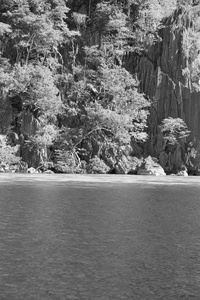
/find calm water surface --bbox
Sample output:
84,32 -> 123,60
0,174 -> 200,299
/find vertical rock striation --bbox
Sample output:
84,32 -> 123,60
124,7 -> 200,173
20,110 -> 43,168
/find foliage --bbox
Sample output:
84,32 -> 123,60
160,117 -> 190,144
0,63 -> 63,119
2,0 -> 196,170
0,0 -> 76,63
180,5 -> 200,88
185,141 -> 197,169
0,135 -> 21,165
0,146 -> 21,165
32,124 -> 58,147
86,156 -> 110,174
57,49 -> 150,160
0,0 -> 73,135
88,0 -> 178,53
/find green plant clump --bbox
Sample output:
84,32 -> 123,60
0,0 -> 197,170
0,136 -> 21,165
86,156 -> 110,174
160,117 -> 190,144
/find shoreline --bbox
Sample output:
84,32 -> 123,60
0,173 -> 199,185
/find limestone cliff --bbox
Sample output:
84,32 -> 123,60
124,7 -> 200,173
2,4 -> 200,173
0,98 -> 43,168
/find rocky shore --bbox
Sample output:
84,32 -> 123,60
0,156 -> 193,176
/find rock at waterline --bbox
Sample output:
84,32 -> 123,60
27,167 -> 36,174
176,170 -> 188,176
44,170 -> 54,174
137,156 -> 166,176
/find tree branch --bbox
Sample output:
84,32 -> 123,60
73,125 -> 114,150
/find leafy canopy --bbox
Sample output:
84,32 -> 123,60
160,117 -> 190,144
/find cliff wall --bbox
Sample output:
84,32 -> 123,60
124,7 -> 200,173
1,4 -> 200,173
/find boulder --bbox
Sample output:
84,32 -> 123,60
176,170 -> 188,176
34,170 -> 41,174
137,156 -> 166,176
27,167 -> 36,173
44,170 -> 54,174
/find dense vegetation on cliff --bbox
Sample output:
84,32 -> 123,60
0,0 -> 199,173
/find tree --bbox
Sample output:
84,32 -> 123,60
56,45 -> 150,162
0,0 -> 74,63
0,0 -> 76,143
160,117 -> 190,145
1,0 -> 174,170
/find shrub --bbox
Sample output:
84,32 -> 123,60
0,135 -> 21,165
86,156 -> 110,174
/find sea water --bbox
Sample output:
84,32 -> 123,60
0,174 -> 200,299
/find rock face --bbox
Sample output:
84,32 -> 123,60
1,6 -> 200,173
20,110 -> 46,168
0,96 -> 12,134
0,104 -> 46,168
124,7 -> 200,173
137,156 -> 166,176
114,156 -> 141,174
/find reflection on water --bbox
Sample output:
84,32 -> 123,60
0,174 -> 200,299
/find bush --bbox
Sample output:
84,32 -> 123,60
0,135 -> 21,165
86,156 -> 110,174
